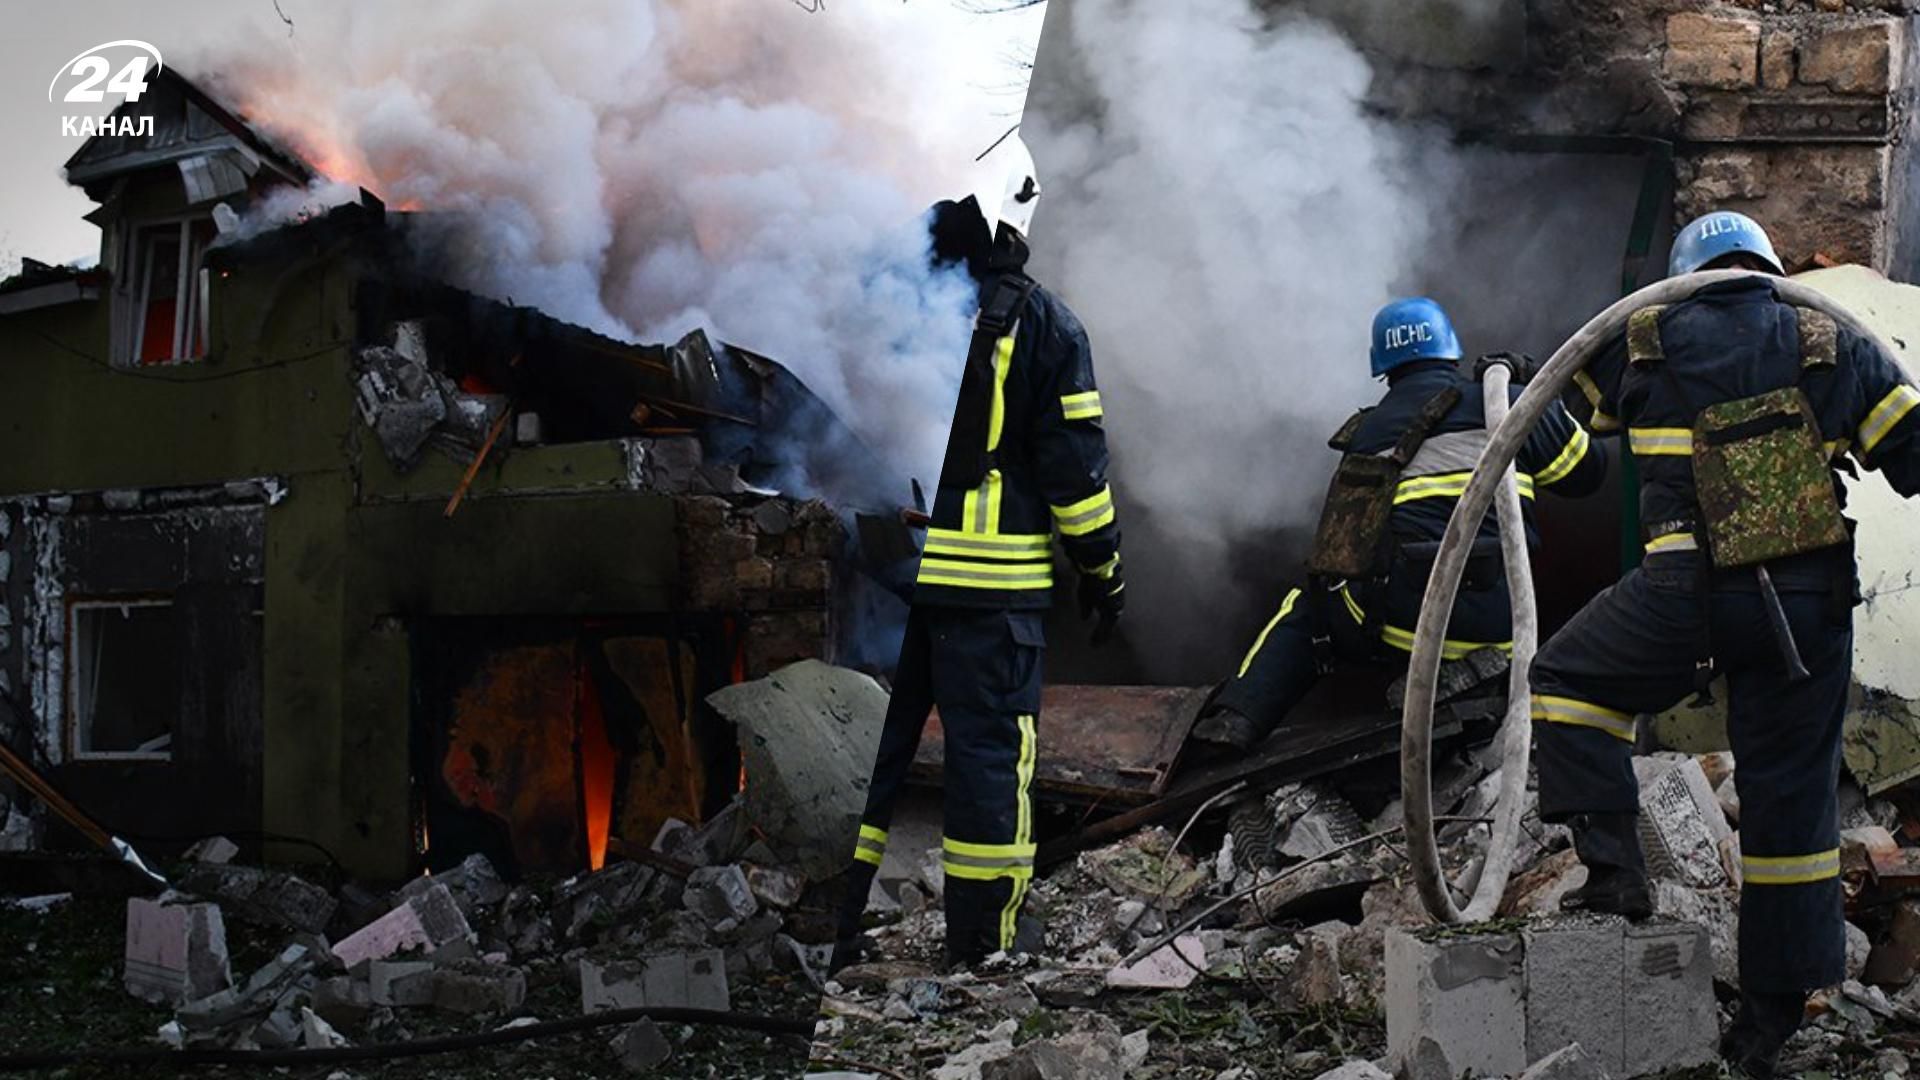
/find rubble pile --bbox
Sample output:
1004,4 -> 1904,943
83,797 -> 834,1072
821,729 -> 1920,1078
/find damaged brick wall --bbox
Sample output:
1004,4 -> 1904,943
1332,0 -> 1919,274
675,494 -> 842,679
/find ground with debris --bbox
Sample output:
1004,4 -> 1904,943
818,712 -> 1920,1079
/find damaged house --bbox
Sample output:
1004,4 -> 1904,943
0,68 -> 898,884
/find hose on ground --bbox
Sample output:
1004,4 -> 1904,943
1399,269 -> 1901,924
0,1006 -> 815,1072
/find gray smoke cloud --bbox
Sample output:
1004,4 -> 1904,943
196,0 -> 1032,494
1026,0 -> 1463,679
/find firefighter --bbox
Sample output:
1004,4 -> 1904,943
834,137 -> 1124,970
1531,210 -> 1920,1077
1192,298 -> 1607,752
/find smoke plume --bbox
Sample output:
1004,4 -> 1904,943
1026,0 -> 1462,679
195,0 -> 1036,494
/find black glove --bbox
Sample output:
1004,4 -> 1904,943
1474,351 -> 1538,385
1077,559 -> 1125,646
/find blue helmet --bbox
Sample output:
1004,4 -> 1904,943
1668,211 -> 1783,277
1370,297 -> 1463,378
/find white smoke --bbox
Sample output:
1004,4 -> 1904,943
1026,0 -> 1460,678
195,0 -> 1037,494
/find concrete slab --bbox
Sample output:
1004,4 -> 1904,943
332,881 -> 472,970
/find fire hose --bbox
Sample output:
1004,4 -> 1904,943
1398,269 -> 1902,924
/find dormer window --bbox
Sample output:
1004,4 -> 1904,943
121,216 -> 215,366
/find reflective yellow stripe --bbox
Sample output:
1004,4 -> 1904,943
1532,694 -> 1637,743
1859,384 -> 1920,455
986,333 -> 1016,452
1394,471 -> 1534,504
1743,849 -> 1841,886
1628,427 -> 1693,457
1574,371 -> 1620,432
1826,438 -> 1851,460
1051,485 -> 1115,536
1079,554 -> 1121,579
1380,624 -> 1512,660
1644,531 -> 1699,555
984,470 -> 1003,534
942,834 -> 1036,883
1001,713 -> 1038,949
924,529 -> 1052,561
860,824 -> 887,843
853,824 -> 887,866
1061,390 -> 1103,421
1535,426 -> 1591,486
1341,584 -> 1365,624
1238,588 -> 1302,678
916,558 -> 1052,590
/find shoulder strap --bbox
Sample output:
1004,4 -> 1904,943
1328,408 -> 1372,451
1388,386 -> 1463,466
1795,306 -> 1838,371
976,272 -> 1038,338
1627,305 -> 1669,365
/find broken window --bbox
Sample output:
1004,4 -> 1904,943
120,217 -> 215,365
68,599 -> 179,760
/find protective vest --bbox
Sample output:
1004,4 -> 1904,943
1307,387 -> 1461,580
1626,304 -> 1849,567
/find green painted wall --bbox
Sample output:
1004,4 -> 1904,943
1,248 -> 683,880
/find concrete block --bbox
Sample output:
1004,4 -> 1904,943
332,881 -> 473,969
1633,756 -> 1733,888
369,959 -> 436,1007
615,1018 -> 673,1073
1384,928 -> 1526,1077
1524,917 -> 1626,1076
682,865 -> 758,925
178,864 -> 337,933
124,897 -> 231,1005
1621,920 -> 1718,1075
580,950 -> 730,1013
398,853 -> 507,919
1664,13 -> 1761,89
742,864 -> 805,909
1800,21 -> 1898,96
177,943 -> 315,1033
300,1006 -> 350,1049
310,974 -> 373,1029
1105,935 -> 1206,991
431,961 -> 527,1015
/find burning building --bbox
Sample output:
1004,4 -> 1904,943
0,67 -> 905,883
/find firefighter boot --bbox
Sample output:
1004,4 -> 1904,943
1559,812 -> 1654,920
1190,706 -> 1263,753
1720,990 -> 1809,1078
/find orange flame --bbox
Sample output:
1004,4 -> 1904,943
577,663 -> 616,872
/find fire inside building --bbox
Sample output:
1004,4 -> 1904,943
0,67 -> 902,885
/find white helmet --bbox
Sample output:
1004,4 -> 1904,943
968,132 -> 1042,240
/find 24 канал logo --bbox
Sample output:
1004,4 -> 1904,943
48,40 -> 164,137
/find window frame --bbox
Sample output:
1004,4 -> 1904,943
65,596 -> 179,763
120,214 -> 213,367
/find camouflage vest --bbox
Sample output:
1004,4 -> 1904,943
1627,304 -> 1850,567
1307,386 -> 1461,580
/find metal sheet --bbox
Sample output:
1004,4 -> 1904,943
911,684 -> 1204,804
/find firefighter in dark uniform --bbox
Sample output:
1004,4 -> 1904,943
1192,298 -> 1606,751
835,139 -> 1125,970
1532,210 -> 1920,1077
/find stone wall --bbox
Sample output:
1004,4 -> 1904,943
675,494 -> 842,679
